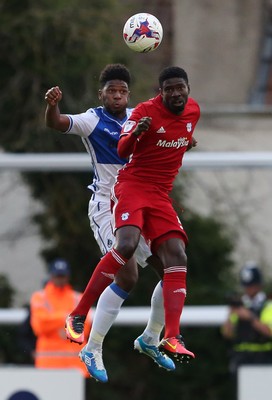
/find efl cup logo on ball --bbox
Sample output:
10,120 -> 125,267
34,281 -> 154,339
123,13 -> 163,53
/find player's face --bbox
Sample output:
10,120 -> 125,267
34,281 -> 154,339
160,77 -> 190,115
99,80 -> 130,118
51,274 -> 70,288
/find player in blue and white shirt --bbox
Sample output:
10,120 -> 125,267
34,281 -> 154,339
67,104 -> 133,255
45,64 -> 173,383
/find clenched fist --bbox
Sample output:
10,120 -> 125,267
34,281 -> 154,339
45,86 -> 63,106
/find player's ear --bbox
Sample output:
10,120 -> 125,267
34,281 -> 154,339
188,84 -> 191,94
98,89 -> 102,100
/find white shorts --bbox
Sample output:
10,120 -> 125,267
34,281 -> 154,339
88,198 -> 152,268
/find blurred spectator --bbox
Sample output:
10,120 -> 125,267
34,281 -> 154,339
222,261 -> 272,397
30,258 -> 91,377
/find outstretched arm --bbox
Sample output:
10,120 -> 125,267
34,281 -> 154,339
45,86 -> 70,132
118,117 -> 152,158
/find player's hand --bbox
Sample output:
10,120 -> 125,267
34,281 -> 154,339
45,86 -> 63,106
186,136 -> 198,151
232,306 -> 254,321
133,117 -> 152,137
192,137 -> 198,147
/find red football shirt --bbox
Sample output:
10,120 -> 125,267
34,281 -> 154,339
117,94 -> 200,193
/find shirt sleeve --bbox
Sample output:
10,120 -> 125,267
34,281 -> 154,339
65,108 -> 99,138
118,104 -> 145,158
118,130 -> 139,158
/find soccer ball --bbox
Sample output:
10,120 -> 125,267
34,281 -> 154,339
123,13 -> 163,53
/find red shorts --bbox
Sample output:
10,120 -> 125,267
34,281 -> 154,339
111,180 -> 188,253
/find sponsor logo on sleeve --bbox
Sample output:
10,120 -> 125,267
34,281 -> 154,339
123,120 -> 137,133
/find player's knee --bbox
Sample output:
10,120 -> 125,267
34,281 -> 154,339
168,248 -> 187,266
173,242 -> 187,262
116,239 -> 137,259
115,227 -> 140,259
159,240 -> 187,267
164,247 -> 187,267
179,250 -> 187,266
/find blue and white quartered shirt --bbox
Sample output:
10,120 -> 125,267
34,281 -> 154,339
65,106 -> 132,200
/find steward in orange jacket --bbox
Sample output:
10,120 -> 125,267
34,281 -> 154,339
30,259 -> 91,377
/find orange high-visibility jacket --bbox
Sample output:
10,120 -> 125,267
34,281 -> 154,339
30,281 -> 91,377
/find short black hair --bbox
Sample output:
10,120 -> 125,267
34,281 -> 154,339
99,64 -> 131,88
159,66 -> 189,87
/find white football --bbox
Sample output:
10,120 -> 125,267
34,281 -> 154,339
123,13 -> 163,53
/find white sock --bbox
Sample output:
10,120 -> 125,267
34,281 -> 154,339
141,281 -> 164,346
86,283 -> 128,352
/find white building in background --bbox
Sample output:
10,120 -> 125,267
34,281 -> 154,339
0,169 -> 46,306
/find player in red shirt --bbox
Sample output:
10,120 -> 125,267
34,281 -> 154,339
71,66 -> 200,380
112,66 -> 200,356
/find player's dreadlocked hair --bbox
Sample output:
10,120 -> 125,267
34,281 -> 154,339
159,66 -> 189,87
99,64 -> 131,88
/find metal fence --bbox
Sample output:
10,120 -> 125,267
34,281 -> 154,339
0,305 -> 228,326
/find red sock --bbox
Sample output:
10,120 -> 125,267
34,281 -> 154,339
163,266 -> 187,338
71,249 -> 128,316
